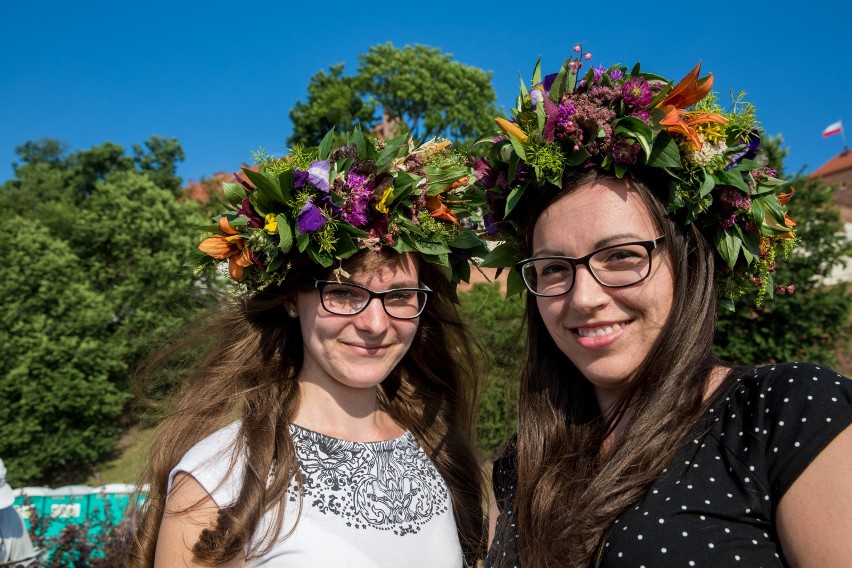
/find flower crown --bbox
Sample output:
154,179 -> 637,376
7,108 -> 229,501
195,128 -> 488,291
475,47 -> 796,308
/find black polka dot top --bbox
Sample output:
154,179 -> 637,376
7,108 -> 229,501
487,362 -> 852,567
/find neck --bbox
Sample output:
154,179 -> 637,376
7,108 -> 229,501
293,378 -> 402,442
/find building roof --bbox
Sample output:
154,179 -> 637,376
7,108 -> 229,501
810,149 -> 852,178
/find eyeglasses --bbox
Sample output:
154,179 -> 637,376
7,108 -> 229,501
312,279 -> 432,320
516,237 -> 665,297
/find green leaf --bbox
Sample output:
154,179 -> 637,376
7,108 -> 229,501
614,163 -> 628,178
338,223 -> 371,239
317,128 -> 335,161
277,170 -> 294,204
548,59 -> 574,104
506,269 -> 526,297
482,242 -> 522,268
276,214 -> 293,253
646,133 -> 681,168
450,228 -> 484,249
505,185 -> 525,217
507,134 -> 527,161
223,183 -> 246,208
332,232 -> 359,259
564,147 -> 590,166
413,240 -> 452,255
712,170 -> 751,193
353,125 -> 366,157
297,232 -> 310,253
375,135 -> 408,173
715,228 -> 742,270
243,168 -> 285,203
698,174 -> 715,198
531,57 -> 542,86
307,246 -> 333,267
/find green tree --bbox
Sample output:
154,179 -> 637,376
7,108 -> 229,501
0,138 -> 207,483
289,43 -> 499,145
714,136 -> 852,366
288,63 -> 377,147
0,222 -> 128,485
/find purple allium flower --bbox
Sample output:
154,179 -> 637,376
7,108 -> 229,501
631,109 -> 651,123
297,201 -> 328,233
611,138 -> 641,165
719,214 -> 737,229
609,68 -> 624,81
307,160 -> 330,193
720,187 -> 752,211
293,169 -> 309,189
238,195 -> 264,228
341,165 -> 375,227
593,65 -> 606,83
621,77 -> 652,107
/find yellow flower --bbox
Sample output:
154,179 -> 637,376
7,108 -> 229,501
264,213 -> 278,234
375,186 -> 394,214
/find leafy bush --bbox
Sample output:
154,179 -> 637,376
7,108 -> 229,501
459,282 -> 525,458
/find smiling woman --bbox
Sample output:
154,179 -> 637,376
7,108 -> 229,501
476,48 -> 852,568
125,130 -> 489,567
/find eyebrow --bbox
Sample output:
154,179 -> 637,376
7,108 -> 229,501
533,232 -> 646,257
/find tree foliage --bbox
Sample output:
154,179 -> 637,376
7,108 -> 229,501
0,138 -> 205,484
288,43 -> 499,146
714,136 -> 852,367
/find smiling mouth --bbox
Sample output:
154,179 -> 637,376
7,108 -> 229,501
575,322 -> 627,338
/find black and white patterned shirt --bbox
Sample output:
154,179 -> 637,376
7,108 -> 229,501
171,422 -> 462,567
488,362 -> 852,567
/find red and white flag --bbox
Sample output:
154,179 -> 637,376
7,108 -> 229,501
822,120 -> 843,138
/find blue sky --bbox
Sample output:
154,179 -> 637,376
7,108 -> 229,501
2,1 -> 849,186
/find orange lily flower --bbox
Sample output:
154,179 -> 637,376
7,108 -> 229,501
495,117 -> 529,144
198,217 -> 254,280
425,195 -> 460,225
656,63 -> 725,150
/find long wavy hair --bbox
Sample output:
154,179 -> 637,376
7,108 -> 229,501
510,170 -> 728,567
126,249 -> 485,566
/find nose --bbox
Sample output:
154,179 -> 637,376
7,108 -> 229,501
352,296 -> 390,334
567,264 -> 609,311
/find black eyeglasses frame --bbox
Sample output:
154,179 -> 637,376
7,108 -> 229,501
311,279 -> 433,319
515,236 -> 666,297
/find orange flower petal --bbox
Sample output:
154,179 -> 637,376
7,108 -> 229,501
425,195 -> 460,225
658,62 -> 714,111
198,235 -> 236,259
778,187 -> 795,205
495,117 -> 529,145
228,255 -> 245,281
219,217 -> 239,235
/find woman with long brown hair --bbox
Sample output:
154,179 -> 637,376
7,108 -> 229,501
127,130 -> 488,567
476,49 -> 852,567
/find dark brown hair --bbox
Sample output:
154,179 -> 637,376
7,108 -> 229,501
126,249 -> 485,566
509,170 -> 726,567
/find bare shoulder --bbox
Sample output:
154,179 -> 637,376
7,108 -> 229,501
776,423 -> 852,567
154,472 -> 244,567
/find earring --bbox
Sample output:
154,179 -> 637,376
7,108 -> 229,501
289,309 -> 297,317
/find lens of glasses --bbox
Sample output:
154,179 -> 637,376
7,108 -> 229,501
520,242 -> 654,297
321,283 -> 428,319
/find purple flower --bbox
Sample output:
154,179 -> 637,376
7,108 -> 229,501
631,109 -> 651,123
307,160 -> 330,192
724,131 -> 761,171
543,98 -> 576,142
530,88 -> 544,108
611,138 -> 641,165
719,214 -> 737,230
609,68 -> 624,81
474,158 -> 508,189
593,65 -> 606,83
293,169 -> 309,189
237,196 -> 264,228
720,187 -> 751,211
341,165 -> 375,227
297,201 -> 328,233
621,77 -> 652,107
542,72 -> 559,91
